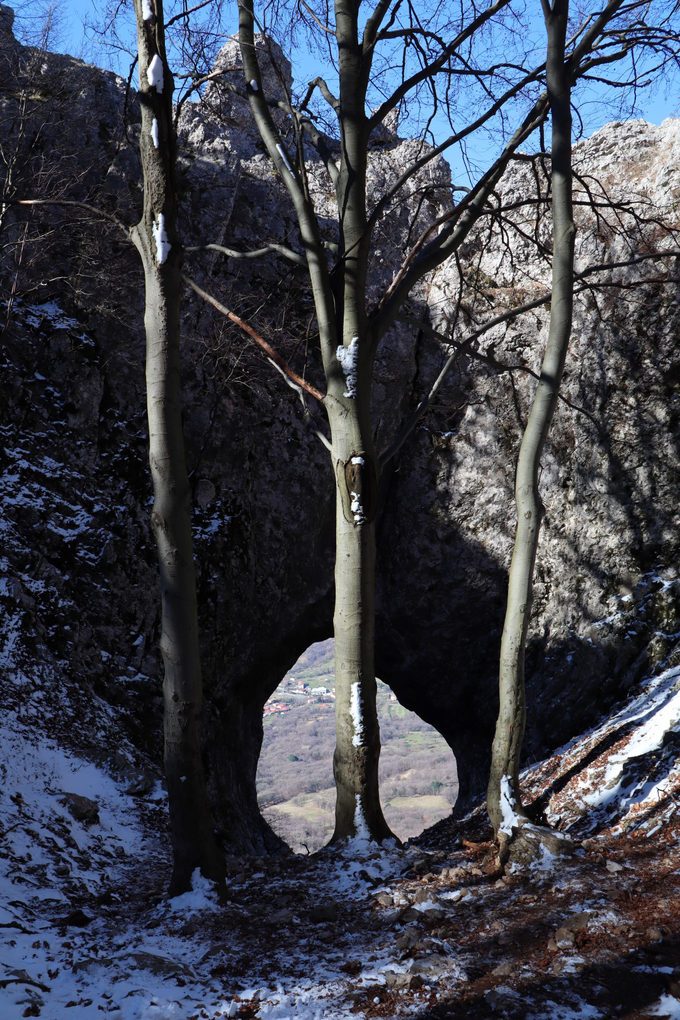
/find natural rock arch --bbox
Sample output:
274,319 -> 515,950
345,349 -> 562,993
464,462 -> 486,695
1,15 -> 679,852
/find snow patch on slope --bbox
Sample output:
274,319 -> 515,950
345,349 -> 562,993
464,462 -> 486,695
534,664 -> 680,833
0,713 -> 169,1020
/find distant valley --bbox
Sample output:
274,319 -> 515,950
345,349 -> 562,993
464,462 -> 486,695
257,640 -> 459,851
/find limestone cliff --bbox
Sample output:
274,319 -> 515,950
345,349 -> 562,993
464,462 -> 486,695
1,7 -> 679,847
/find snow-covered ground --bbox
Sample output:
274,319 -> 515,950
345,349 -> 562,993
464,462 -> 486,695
1,662 -> 679,1019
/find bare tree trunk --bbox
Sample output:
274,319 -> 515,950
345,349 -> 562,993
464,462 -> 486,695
328,392 -> 392,842
487,0 -> 575,847
237,0 -> 394,845
232,0 -> 632,850
131,0 -> 224,895
327,0 -> 393,843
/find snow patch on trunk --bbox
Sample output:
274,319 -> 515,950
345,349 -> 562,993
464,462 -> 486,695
499,775 -> 521,835
354,794 -> 371,840
152,214 -> 171,265
337,337 -> 359,398
141,0 -> 154,19
350,490 -> 365,526
150,117 -> 159,149
147,54 -> 164,93
350,681 -> 364,746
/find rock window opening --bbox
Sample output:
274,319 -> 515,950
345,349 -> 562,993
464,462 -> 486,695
256,639 -> 458,853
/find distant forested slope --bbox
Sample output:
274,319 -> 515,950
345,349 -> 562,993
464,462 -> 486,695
258,644 -> 458,850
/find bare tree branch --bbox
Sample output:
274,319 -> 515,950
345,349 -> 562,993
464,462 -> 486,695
238,0 -> 338,370
365,62 -> 546,238
363,0 -> 400,53
298,0 -> 336,37
267,356 -> 333,450
383,246 -> 680,465
16,198 -> 129,235
367,0 -> 514,129
370,0 -> 635,344
185,241 -> 307,266
165,0 -> 215,30
183,274 -> 326,402
381,291 -> 552,464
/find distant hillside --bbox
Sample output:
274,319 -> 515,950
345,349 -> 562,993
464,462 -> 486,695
286,639 -> 334,679
258,642 -> 458,850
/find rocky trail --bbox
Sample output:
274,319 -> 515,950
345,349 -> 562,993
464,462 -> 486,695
1,664 -> 679,1020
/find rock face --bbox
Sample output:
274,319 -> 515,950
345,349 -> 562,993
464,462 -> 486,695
377,117 -> 680,804
0,23 -> 439,851
1,15 -> 679,848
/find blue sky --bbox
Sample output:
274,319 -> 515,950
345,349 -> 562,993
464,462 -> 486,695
17,0 -> 680,175
47,2 -> 678,117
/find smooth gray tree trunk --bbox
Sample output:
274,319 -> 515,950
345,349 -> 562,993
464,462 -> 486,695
327,383 -> 392,842
131,0 -> 224,895
238,0 -> 394,844
326,0 -> 393,843
487,0 -> 575,845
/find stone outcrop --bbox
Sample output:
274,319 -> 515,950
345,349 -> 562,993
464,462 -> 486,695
1,11 -> 679,847
378,118 -> 680,804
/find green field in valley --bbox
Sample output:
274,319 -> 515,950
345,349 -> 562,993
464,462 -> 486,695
258,641 -> 458,852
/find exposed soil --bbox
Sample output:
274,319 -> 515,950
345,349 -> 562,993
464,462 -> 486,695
1,667 -> 678,1019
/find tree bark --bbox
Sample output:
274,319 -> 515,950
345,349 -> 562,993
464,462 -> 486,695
326,0 -> 393,843
237,0 -> 394,844
205,692 -> 288,855
328,395 -> 392,842
131,0 -> 224,894
225,0 -> 633,850
487,0 -> 575,842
